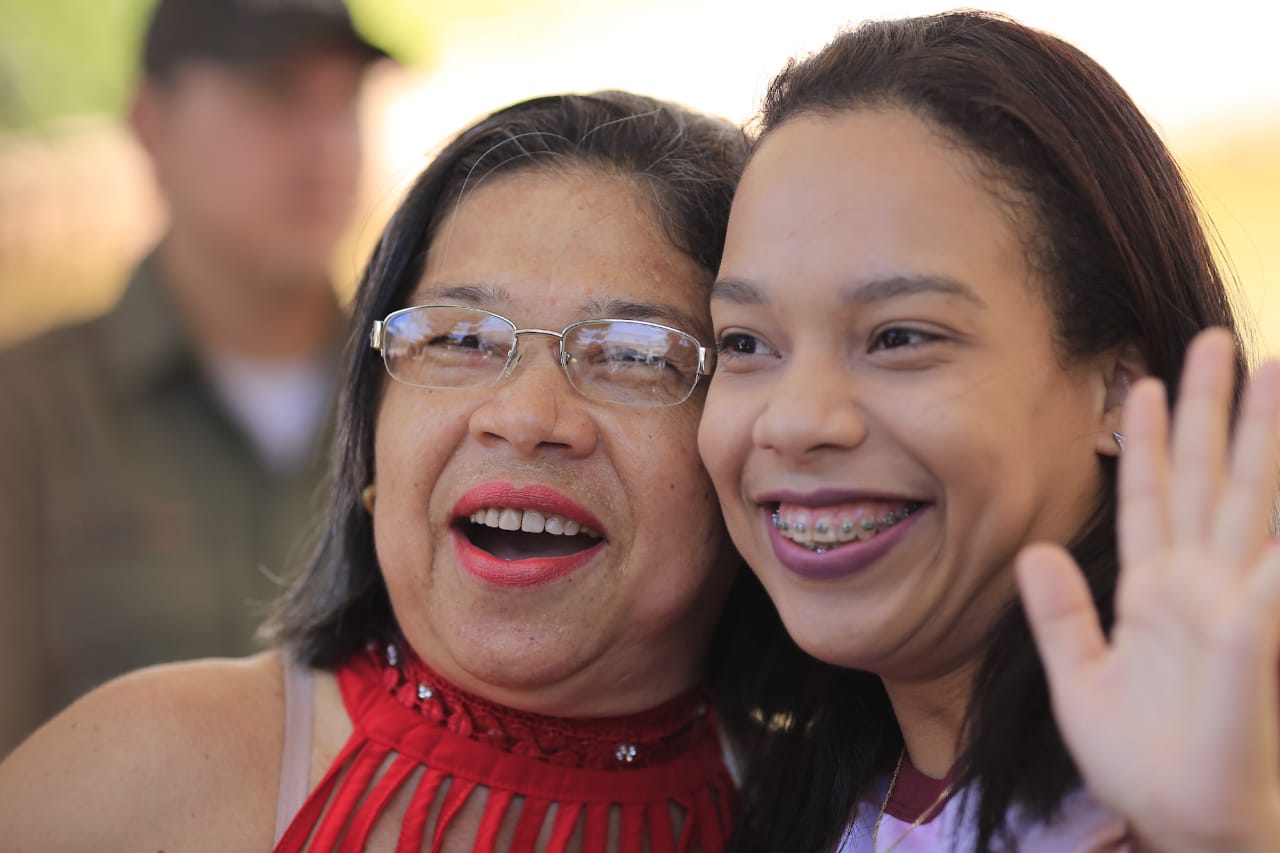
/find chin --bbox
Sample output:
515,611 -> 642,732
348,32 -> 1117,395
430,618 -> 601,705
465,653 -> 584,697
765,586 -> 892,669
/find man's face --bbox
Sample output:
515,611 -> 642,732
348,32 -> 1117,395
139,46 -> 366,281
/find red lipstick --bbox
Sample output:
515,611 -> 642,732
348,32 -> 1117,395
450,531 -> 603,586
450,482 -> 606,587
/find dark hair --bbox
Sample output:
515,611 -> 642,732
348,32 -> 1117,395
142,0 -> 385,83
262,91 -> 749,668
721,11 -> 1245,852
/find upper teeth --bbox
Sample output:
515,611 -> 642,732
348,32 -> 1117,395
773,503 -> 919,550
468,507 -> 601,539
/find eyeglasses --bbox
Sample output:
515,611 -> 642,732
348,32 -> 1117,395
370,305 -> 713,407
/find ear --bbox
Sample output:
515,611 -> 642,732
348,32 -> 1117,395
1095,342 -> 1147,457
128,80 -> 168,162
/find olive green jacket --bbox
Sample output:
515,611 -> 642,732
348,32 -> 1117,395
0,257 -> 338,756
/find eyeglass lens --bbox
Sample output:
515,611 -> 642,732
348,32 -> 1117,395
382,306 -> 702,406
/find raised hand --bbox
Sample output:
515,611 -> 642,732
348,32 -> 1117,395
1017,328 -> 1280,853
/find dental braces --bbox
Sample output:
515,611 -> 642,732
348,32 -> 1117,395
773,503 -> 921,552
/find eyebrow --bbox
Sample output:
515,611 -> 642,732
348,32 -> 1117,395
410,283 -> 511,305
711,274 -> 987,309
578,297 -> 707,336
410,284 -> 706,335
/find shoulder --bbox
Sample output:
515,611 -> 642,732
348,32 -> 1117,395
0,313 -> 107,384
0,651 -> 286,851
0,314 -> 113,448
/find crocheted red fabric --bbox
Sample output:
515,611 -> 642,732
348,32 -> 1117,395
275,641 -> 737,852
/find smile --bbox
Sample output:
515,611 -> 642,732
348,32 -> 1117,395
451,484 -> 608,586
466,507 -> 603,539
758,494 -> 928,581
772,501 -> 922,553
461,506 -> 603,563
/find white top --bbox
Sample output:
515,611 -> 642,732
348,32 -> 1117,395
837,759 -> 1129,853
274,654 -> 314,847
205,353 -> 333,473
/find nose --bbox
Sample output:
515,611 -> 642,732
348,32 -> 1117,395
310,102 -> 361,171
751,355 -> 869,460
467,333 -> 600,459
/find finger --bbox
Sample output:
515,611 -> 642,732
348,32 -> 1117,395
1118,378 -> 1172,567
1017,543 -> 1106,694
1202,543 -> 1280,758
1240,542 -> 1280,651
1169,329 -> 1236,543
1211,359 -> 1280,564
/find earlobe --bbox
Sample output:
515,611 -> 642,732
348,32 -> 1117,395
1097,342 -> 1146,457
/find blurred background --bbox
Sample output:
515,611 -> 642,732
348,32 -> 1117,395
1,0 -> 1277,354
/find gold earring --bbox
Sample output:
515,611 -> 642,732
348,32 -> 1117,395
361,484 -> 377,514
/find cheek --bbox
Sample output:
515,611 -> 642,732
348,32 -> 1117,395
370,397 -> 465,603
697,385 -> 747,497
629,411 -> 725,535
372,391 -> 460,515
918,375 -> 1101,540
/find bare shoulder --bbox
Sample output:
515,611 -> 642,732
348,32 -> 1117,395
0,651 -> 285,851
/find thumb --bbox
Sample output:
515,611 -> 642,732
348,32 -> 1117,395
1016,543 -> 1106,693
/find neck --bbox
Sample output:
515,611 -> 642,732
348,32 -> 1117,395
157,228 -> 340,363
881,664 -> 976,779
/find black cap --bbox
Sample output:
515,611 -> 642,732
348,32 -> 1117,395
143,0 -> 388,80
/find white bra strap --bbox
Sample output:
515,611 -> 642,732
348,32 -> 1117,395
273,653 -> 315,847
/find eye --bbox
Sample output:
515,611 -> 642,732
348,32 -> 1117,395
717,332 -> 774,358
428,332 -> 479,349
426,331 -> 502,353
713,331 -> 779,374
601,347 -> 667,368
869,327 -> 940,351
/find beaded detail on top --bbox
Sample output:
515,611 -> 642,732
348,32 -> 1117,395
374,640 -> 711,770
273,639 -> 737,852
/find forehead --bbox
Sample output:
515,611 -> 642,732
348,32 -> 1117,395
418,168 -> 713,329
726,108 -> 1030,291
170,45 -> 365,101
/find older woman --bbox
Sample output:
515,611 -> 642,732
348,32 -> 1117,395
0,91 -> 749,852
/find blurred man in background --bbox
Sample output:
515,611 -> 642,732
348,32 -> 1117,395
0,0 -> 385,755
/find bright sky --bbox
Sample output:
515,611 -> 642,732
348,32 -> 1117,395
372,0 -> 1280,189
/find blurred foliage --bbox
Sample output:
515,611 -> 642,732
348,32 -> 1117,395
0,0 -> 502,132
0,0 -> 151,131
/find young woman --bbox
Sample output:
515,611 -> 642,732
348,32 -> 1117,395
702,12 -> 1280,852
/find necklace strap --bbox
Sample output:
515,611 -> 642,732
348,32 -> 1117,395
870,748 -> 955,853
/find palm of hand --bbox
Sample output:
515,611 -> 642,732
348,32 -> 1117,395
1018,329 -> 1280,853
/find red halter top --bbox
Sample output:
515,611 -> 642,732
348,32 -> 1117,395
274,640 -> 737,852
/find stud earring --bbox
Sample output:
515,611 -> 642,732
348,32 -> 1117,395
362,484 -> 377,514
1112,432 -> 1125,452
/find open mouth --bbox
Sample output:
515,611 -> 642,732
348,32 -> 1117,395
769,499 -> 923,554
459,507 -> 604,561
